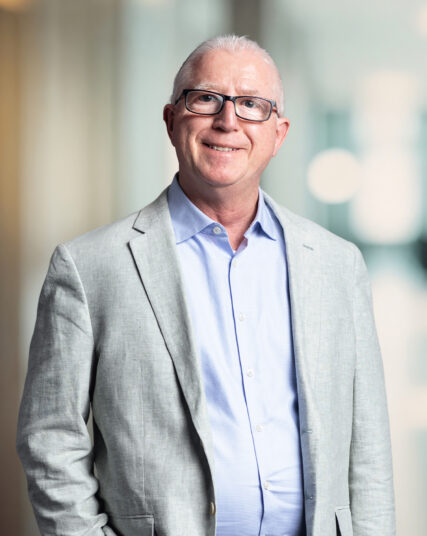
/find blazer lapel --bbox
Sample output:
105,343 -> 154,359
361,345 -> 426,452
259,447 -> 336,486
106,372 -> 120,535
129,189 -> 215,469
265,195 -> 323,493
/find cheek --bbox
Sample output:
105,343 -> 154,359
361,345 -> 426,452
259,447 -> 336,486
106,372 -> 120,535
267,127 -> 283,157
247,124 -> 277,150
253,132 -> 277,160
171,125 -> 190,154
173,129 -> 199,168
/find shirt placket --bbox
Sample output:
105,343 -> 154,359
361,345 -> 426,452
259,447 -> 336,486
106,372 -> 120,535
228,243 -> 272,536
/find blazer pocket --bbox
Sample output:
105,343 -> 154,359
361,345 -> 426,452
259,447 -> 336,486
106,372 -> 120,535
335,506 -> 353,536
109,513 -> 154,536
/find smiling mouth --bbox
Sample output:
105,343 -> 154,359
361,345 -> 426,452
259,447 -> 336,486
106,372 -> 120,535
204,143 -> 239,152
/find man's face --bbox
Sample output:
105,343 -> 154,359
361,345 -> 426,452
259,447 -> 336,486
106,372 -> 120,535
164,49 -> 290,198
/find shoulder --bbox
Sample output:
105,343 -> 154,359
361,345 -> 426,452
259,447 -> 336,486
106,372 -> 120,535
263,192 -> 361,276
264,195 -> 373,316
47,188 -> 170,282
63,211 -> 140,258
62,188 -> 169,259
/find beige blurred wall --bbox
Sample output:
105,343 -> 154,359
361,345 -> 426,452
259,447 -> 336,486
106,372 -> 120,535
0,8 -> 22,535
1,1 -> 119,533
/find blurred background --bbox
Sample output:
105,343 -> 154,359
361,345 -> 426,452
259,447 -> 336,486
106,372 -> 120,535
1,0 -> 426,534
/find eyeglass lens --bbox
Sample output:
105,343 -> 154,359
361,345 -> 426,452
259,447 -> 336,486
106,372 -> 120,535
185,90 -> 272,121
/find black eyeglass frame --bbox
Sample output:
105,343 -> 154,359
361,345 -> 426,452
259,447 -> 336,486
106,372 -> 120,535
175,89 -> 278,122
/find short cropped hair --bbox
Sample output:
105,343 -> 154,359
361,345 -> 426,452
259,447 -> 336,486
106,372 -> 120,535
170,35 -> 285,117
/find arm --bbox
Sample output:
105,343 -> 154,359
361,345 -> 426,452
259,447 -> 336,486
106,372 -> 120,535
349,245 -> 395,535
17,244 -> 116,535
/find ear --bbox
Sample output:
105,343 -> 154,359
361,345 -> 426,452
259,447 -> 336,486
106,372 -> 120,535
272,116 -> 290,157
163,104 -> 176,145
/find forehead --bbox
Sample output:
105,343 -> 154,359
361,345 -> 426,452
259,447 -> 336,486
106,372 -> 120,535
189,49 -> 277,97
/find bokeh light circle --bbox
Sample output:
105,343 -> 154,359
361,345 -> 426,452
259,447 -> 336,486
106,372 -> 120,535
307,148 -> 361,204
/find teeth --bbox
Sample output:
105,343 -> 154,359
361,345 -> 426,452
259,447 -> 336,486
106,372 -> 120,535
208,145 -> 236,152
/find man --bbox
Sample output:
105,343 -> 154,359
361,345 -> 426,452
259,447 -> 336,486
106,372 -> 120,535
17,35 -> 395,536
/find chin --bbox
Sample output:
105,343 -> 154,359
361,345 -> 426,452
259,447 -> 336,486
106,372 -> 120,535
201,174 -> 243,188
198,166 -> 246,187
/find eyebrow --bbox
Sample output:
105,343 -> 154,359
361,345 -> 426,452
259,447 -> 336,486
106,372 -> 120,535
194,83 -> 262,96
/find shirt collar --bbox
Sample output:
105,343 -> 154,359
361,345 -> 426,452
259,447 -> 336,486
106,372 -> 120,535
167,174 -> 279,244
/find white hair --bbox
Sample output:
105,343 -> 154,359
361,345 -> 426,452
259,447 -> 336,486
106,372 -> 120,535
170,34 -> 285,116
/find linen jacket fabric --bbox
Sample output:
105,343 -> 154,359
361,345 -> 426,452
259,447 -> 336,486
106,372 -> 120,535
17,187 -> 395,536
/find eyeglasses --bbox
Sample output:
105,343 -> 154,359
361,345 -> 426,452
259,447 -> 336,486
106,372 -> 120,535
175,89 -> 277,122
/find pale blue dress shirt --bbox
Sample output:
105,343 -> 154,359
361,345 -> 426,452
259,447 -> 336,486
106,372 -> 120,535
167,176 -> 304,536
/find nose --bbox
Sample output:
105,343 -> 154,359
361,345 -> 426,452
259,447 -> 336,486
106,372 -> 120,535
212,100 -> 239,131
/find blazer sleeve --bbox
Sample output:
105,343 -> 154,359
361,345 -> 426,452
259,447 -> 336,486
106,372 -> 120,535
17,244 -> 117,536
349,245 -> 396,535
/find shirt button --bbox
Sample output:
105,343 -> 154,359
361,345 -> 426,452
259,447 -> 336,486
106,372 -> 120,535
263,481 -> 271,490
209,501 -> 216,515
256,424 -> 264,432
213,226 -> 222,235
246,368 -> 254,377
238,312 -> 245,321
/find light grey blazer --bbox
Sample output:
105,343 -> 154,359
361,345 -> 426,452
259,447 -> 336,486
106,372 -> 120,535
17,188 -> 395,536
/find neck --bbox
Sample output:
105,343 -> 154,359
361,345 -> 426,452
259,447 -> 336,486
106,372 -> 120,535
177,176 -> 260,251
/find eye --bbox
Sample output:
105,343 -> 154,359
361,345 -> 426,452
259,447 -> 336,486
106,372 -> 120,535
199,93 -> 215,102
241,98 -> 260,109
195,92 -> 221,104
186,91 -> 223,113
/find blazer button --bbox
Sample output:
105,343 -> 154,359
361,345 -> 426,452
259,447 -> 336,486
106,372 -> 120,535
209,501 -> 216,516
